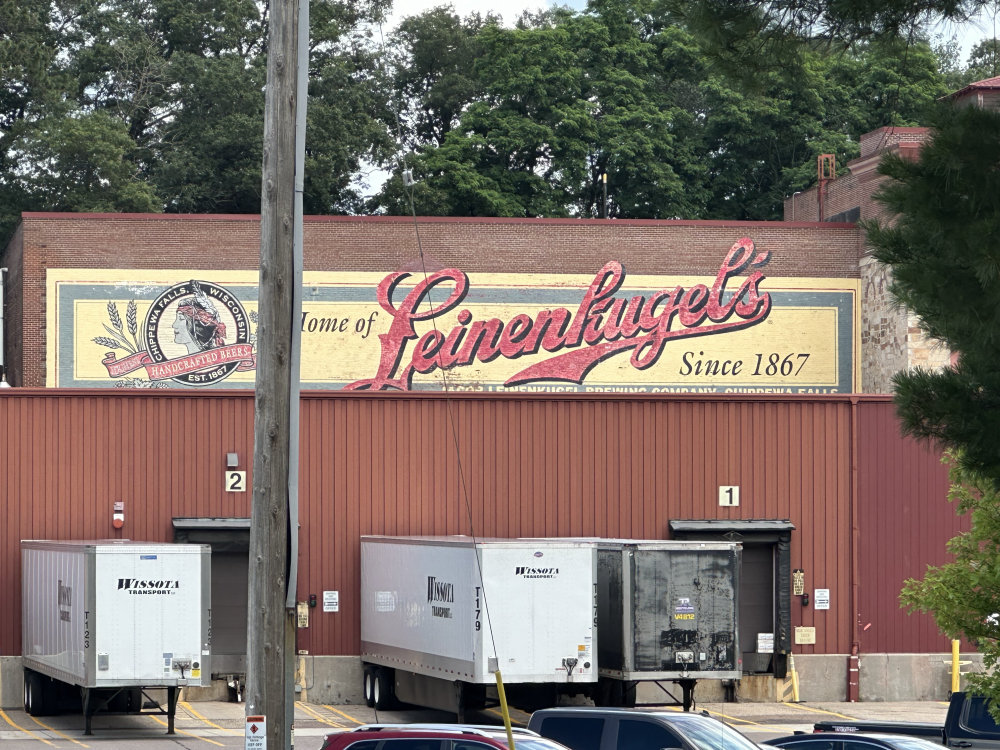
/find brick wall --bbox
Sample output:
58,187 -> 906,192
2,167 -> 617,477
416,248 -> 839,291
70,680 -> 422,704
860,127 -> 930,158
2,212 -> 865,387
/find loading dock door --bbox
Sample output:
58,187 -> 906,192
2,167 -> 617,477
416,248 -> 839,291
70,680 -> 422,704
739,544 -> 776,672
211,550 -> 249,674
173,517 -> 250,677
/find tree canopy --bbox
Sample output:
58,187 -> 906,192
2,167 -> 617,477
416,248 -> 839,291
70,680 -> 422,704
370,5 -> 952,219
866,103 -> 1000,485
1,0 -> 997,241
0,0 -> 394,240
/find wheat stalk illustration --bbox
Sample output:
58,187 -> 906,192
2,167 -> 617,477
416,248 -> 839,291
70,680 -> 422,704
93,301 -> 138,354
126,300 -> 139,350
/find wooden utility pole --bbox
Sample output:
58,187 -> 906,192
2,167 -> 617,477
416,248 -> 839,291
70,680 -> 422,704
248,0 -> 301,745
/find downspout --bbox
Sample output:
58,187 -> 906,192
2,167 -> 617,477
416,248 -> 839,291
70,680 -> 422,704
0,267 -> 8,387
848,395 -> 861,700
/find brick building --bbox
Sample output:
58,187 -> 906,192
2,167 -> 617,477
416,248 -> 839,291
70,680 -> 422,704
783,75 -> 1000,391
0,79 -> 994,708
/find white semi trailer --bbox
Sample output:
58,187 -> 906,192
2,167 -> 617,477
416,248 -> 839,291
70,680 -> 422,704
360,535 -> 598,719
21,540 -> 212,734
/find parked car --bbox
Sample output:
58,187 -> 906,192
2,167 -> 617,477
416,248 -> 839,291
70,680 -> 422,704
319,724 -> 574,750
813,692 -> 1000,749
764,733 -> 946,750
526,706 -> 761,750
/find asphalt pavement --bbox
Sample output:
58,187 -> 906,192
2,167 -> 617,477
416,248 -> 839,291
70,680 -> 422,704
0,698 -> 950,749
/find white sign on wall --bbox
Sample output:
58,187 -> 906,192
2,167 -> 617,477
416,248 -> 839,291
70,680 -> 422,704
815,588 -> 830,610
757,632 -> 774,653
323,590 -> 340,613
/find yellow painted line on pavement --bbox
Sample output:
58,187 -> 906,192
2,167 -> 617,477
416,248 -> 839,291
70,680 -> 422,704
148,714 -> 225,746
297,701 -> 344,727
784,703 -> 859,720
486,707 -> 528,726
0,709 -> 57,746
27,715 -> 90,747
323,705 -> 366,725
180,701 -> 240,734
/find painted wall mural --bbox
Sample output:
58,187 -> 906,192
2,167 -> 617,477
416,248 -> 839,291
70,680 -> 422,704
47,238 -> 860,392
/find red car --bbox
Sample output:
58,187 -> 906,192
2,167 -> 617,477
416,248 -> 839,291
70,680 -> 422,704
320,724 -> 574,750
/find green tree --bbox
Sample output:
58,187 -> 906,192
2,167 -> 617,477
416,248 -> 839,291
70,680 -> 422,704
0,0 -> 392,240
867,104 -> 1000,704
6,109 -> 159,213
901,453 -> 1000,702
389,6 -> 493,149
967,37 -> 1000,80
865,103 -> 1000,486
374,4 -> 712,218
678,0 -> 995,72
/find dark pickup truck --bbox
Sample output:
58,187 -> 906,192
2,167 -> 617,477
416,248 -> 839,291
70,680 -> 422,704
814,692 -> 1000,748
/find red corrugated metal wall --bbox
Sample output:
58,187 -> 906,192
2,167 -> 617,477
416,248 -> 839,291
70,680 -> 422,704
855,400 -> 966,653
0,391 -> 956,659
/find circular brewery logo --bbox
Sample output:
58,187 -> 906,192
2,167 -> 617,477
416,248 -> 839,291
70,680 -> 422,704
144,280 -> 252,386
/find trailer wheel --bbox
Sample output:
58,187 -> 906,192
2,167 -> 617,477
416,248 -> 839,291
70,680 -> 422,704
23,672 -> 33,714
373,669 -> 395,710
23,671 -> 49,716
597,679 -> 636,708
363,668 -> 376,708
619,681 -> 637,708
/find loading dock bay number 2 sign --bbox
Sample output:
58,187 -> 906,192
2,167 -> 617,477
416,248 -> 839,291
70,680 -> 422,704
227,470 -> 247,493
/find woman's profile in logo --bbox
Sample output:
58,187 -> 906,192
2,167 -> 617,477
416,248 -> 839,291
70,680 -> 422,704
172,281 -> 227,354
142,278 -> 253,386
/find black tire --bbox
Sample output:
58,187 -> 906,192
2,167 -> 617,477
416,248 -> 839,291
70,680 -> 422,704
23,671 -> 33,714
23,671 -> 48,716
619,681 -> 637,708
373,668 -> 395,710
592,677 -> 613,707
363,668 -> 376,708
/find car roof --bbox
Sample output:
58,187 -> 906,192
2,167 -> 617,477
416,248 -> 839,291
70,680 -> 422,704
530,707 -> 716,722
324,724 -> 545,744
766,734 -> 940,744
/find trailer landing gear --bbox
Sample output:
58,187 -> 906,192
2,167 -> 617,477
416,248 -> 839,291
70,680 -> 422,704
81,686 -> 179,736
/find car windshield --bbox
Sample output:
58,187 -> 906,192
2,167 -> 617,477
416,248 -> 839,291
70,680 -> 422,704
666,715 -> 761,750
512,737 -> 577,750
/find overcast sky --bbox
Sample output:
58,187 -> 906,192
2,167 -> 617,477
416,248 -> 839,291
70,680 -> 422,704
938,8 -> 1000,61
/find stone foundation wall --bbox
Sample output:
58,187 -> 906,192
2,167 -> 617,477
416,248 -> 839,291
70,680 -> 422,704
861,257 -> 906,394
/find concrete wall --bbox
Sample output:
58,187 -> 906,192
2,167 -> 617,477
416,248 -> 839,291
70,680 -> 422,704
859,652 -> 984,702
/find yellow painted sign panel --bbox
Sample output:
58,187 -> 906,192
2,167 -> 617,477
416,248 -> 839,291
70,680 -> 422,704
47,238 -> 860,392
